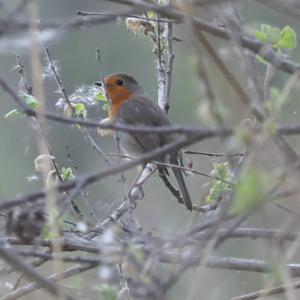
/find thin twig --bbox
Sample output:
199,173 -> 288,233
77,10 -> 176,23
1,263 -> 96,300
232,280 -> 300,300
0,246 -> 77,300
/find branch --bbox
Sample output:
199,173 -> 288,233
0,74 -> 234,135
104,0 -> 300,74
3,75 -> 300,140
0,246 -> 76,300
232,279 -> 300,300
2,2 -> 299,75
1,263 -> 96,300
160,253 -> 300,277
1,237 -> 98,253
0,135 -> 201,211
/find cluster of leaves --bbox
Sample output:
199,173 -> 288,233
5,88 -> 109,124
255,24 -> 297,64
207,163 -> 271,216
73,103 -> 87,118
206,162 -> 232,204
61,167 -> 75,181
64,89 -> 109,122
95,90 -> 109,111
255,25 -> 297,51
4,88 -> 108,121
4,92 -> 40,118
254,25 -> 298,118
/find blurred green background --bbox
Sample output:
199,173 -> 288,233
1,0 -> 300,299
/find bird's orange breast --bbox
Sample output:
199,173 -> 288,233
109,100 -> 125,121
107,87 -> 133,121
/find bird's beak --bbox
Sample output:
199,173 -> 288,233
94,81 -> 103,87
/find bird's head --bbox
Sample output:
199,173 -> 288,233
95,73 -> 143,105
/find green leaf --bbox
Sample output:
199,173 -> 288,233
95,91 -> 110,111
277,26 -> 297,50
20,92 -> 40,109
255,30 -> 267,43
212,162 -> 231,180
4,92 -> 40,118
256,54 -> 268,65
4,109 -> 23,118
231,169 -> 268,215
102,102 -> 110,111
206,162 -> 232,204
95,91 -> 107,102
261,24 -> 281,45
145,10 -> 157,19
255,24 -> 297,52
61,167 -> 75,181
74,103 -> 87,118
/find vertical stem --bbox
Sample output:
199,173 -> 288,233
155,0 -> 174,114
156,12 -> 166,111
163,20 -> 174,113
28,0 -> 63,293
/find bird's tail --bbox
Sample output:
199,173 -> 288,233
170,156 -> 193,211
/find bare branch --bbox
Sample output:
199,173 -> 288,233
0,246 -> 77,300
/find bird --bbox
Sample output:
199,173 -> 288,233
95,73 -> 193,211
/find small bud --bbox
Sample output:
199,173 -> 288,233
185,157 -> 193,177
188,157 -> 193,169
46,170 -> 59,188
34,154 -> 55,173
76,221 -> 88,233
125,18 -> 155,36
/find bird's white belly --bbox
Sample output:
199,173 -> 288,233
118,132 -> 145,157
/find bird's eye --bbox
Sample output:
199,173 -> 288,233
116,79 -> 124,86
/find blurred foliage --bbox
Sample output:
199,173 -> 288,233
231,168 -> 269,215
1,0 -> 300,299
255,25 -> 297,50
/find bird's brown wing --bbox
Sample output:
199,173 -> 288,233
115,95 -> 174,153
116,95 -> 193,211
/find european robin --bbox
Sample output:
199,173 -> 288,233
95,73 -> 193,211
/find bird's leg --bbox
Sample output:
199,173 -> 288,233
97,117 -> 114,136
129,163 -> 157,201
